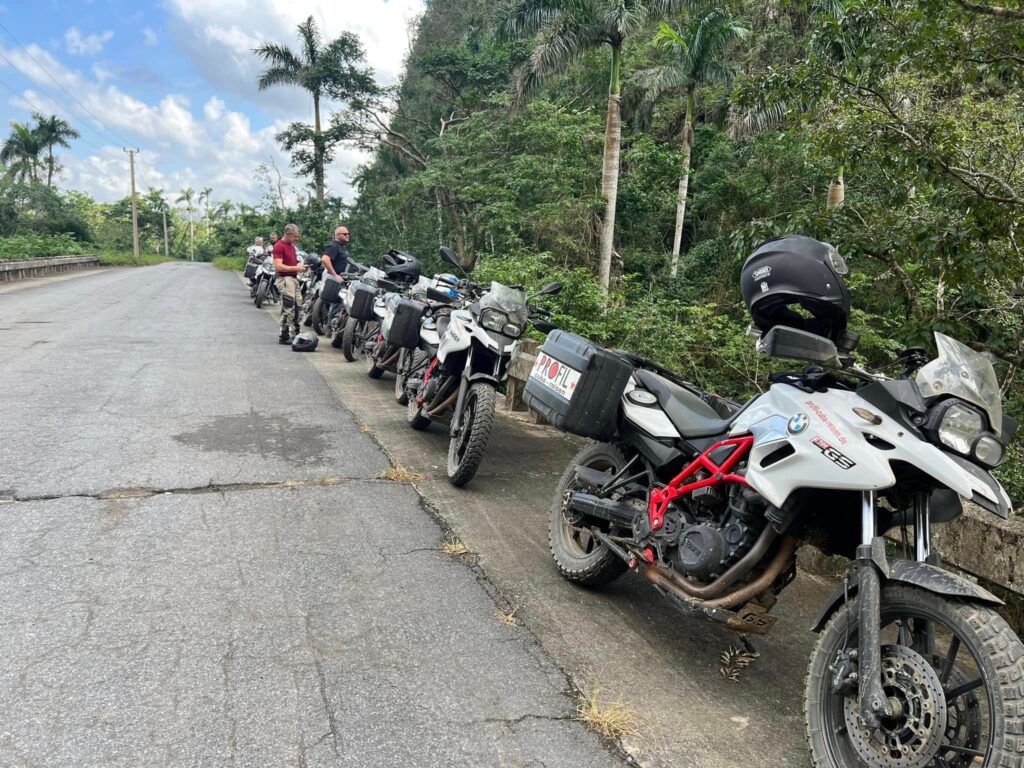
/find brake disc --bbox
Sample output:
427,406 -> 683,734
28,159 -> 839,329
843,644 -> 948,768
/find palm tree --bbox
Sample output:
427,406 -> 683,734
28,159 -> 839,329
31,113 -> 79,189
176,187 -> 195,261
641,10 -> 749,278
0,122 -> 42,183
499,0 -> 691,294
254,16 -> 373,205
199,186 -> 212,236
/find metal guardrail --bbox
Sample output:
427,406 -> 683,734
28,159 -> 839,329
0,255 -> 101,282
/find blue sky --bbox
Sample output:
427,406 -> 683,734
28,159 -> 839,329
0,0 -> 423,204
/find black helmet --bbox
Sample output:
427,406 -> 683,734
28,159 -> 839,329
291,331 -> 319,352
382,249 -> 422,285
740,235 -> 851,344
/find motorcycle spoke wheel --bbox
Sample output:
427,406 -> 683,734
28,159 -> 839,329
547,443 -> 630,587
806,584 -> 1021,768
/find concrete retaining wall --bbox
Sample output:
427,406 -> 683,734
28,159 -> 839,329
506,337 -> 1023,597
0,255 -> 101,282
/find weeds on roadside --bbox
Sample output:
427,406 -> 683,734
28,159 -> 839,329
577,686 -> 645,741
378,467 -> 426,483
495,606 -> 518,626
442,539 -> 469,557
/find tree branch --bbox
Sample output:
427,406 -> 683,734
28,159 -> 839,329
954,0 -> 1024,19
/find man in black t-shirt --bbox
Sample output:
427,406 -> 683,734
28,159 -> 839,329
322,226 -> 350,277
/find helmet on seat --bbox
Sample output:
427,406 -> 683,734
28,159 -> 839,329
291,331 -> 319,352
740,235 -> 851,344
383,249 -> 422,285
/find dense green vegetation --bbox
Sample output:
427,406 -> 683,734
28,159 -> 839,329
342,0 -> 1024,500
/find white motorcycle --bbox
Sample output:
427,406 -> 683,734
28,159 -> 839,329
528,317 -> 1019,767
404,247 -> 561,486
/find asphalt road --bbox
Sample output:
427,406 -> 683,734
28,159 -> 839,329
0,263 -> 623,768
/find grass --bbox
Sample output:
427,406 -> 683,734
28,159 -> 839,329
576,686 -> 645,742
97,251 -> 175,267
441,539 -> 469,556
494,606 -> 518,626
213,255 -> 246,271
378,467 -> 427,483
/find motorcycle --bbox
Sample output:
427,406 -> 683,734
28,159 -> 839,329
340,251 -> 422,362
297,254 -> 329,335
368,274 -> 462,381
404,246 -> 562,486
251,255 -> 278,308
528,319 -> 1020,767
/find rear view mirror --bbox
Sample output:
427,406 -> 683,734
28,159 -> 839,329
758,326 -> 839,365
439,246 -> 459,269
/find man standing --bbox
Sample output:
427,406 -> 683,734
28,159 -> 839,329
273,224 -> 307,344
267,231 -> 279,254
322,225 -> 350,277
246,237 -> 265,287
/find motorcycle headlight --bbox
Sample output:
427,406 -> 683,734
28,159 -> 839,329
502,322 -> 523,339
973,434 -> 1005,468
480,308 -> 508,334
936,403 -> 986,455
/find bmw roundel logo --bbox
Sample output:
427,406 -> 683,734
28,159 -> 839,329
788,413 -> 809,434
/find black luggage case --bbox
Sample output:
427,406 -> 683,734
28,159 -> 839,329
345,282 -> 376,321
523,330 -> 633,440
321,274 -> 344,304
384,296 -> 427,348
243,262 -> 258,279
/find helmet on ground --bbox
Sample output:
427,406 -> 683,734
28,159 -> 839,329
291,331 -> 319,352
382,249 -> 422,284
740,235 -> 851,344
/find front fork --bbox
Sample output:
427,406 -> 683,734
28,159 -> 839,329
855,489 -> 931,726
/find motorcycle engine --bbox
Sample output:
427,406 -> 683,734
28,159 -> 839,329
659,485 -> 767,582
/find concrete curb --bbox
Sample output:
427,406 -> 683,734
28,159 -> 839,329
0,255 -> 100,282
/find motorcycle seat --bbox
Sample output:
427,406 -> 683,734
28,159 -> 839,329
632,369 -> 732,439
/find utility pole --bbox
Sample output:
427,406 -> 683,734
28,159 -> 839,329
124,149 -> 140,260
162,205 -> 169,259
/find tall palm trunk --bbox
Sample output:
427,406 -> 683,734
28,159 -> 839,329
669,91 -> 695,279
313,93 -> 325,205
46,145 -> 54,189
597,45 -> 623,295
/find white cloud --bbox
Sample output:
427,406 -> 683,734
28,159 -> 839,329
203,96 -> 225,121
92,64 -> 113,82
64,27 -> 114,56
143,27 -> 159,47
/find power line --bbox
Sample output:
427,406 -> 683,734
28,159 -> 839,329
0,20 -> 136,149
0,75 -> 126,163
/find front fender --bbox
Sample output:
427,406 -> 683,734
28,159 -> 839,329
811,559 -> 1003,633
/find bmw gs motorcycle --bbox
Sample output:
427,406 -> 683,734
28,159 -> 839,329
251,255 -> 278,309
298,253 -> 328,335
528,235 -> 1021,767
405,247 -> 561,487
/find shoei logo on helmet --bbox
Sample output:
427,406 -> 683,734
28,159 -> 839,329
760,282 -> 769,293
788,413 -> 809,434
752,266 -> 772,281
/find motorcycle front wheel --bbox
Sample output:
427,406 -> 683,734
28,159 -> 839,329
341,321 -> 362,362
254,280 -> 268,308
312,299 -> 328,336
806,582 -> 1024,768
446,382 -> 496,487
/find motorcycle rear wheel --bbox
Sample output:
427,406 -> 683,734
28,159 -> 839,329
806,582 -> 1023,768
367,342 -> 387,379
548,442 -> 630,587
446,382 -> 496,487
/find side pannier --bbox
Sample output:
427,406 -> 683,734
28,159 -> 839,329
523,330 -> 633,440
321,274 -> 344,304
345,282 -> 377,321
383,296 -> 427,349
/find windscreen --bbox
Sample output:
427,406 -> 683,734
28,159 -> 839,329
481,282 -> 528,325
917,332 -> 1003,434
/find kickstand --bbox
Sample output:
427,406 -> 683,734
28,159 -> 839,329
739,634 -> 758,656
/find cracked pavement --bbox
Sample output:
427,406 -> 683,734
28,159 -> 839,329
0,264 -> 622,768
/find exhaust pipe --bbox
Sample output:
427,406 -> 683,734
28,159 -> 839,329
566,491 -> 638,529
